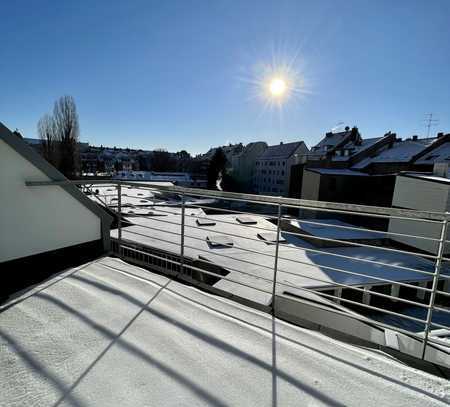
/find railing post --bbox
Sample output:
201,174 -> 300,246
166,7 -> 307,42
272,203 -> 282,315
180,193 -> 186,276
421,218 -> 448,359
117,182 -> 122,258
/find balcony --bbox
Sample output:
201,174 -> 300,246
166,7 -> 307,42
1,180 -> 450,405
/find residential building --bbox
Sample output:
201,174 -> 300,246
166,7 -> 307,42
253,141 -> 308,196
0,123 -> 112,298
302,130 -> 450,213
388,163 -> 450,256
229,141 -> 267,192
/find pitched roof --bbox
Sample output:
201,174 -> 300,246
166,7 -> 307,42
314,130 -> 351,150
258,141 -> 305,160
352,139 -> 435,169
415,142 -> 450,164
331,137 -> 383,162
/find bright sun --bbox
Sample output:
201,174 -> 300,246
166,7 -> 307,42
269,78 -> 287,97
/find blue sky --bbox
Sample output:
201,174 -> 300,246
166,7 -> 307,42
1,0 -> 449,154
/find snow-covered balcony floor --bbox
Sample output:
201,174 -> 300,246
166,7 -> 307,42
0,257 -> 449,406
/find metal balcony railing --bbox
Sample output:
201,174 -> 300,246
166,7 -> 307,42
26,179 -> 450,368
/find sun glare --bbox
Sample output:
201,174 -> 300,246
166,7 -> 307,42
269,78 -> 287,97
238,43 -> 312,121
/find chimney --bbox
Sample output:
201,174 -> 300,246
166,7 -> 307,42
325,132 -> 333,137
280,141 -> 283,145
412,135 -> 418,141
437,132 -> 444,138
433,162 -> 448,178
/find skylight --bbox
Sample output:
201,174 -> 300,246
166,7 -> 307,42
206,235 -> 233,247
236,216 -> 257,224
197,218 -> 216,226
257,232 -> 286,244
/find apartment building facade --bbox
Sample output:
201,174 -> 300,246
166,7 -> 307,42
253,141 -> 308,196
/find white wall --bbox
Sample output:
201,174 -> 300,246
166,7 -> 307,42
0,140 -> 101,262
388,175 -> 450,255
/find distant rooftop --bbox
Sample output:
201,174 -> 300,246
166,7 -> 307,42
258,141 -> 305,160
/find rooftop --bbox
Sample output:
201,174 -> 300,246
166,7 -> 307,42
1,256 -> 448,406
258,141 -> 305,160
110,207 -> 443,306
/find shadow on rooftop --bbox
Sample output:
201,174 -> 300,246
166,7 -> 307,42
99,260 -> 448,403
35,273 -> 345,407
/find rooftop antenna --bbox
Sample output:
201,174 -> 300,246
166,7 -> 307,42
424,113 -> 439,138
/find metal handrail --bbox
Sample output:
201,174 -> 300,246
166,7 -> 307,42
25,178 -> 450,364
25,179 -> 450,221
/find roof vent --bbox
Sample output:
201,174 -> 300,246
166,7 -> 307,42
206,235 -> 233,248
197,218 -> 216,226
236,216 -> 257,225
257,232 -> 286,244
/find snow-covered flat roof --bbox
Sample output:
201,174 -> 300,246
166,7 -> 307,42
110,208 -> 443,300
291,219 -> 386,241
307,168 -> 369,176
1,256 -> 448,406
85,184 -> 215,208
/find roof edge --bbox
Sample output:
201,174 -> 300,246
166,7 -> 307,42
0,122 -> 113,247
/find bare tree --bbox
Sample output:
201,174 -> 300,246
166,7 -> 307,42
37,114 -> 57,166
53,95 -> 80,178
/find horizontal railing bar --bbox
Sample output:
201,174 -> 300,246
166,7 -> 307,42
120,242 -> 270,285
290,218 -> 442,243
26,179 -> 450,221
432,305 -> 450,315
187,200 -> 444,224
118,242 -> 428,324
119,244 -> 273,296
279,294 -> 450,351
115,243 -> 450,351
190,251 -> 431,309
280,227 -> 440,261
123,230 -> 432,308
148,205 -> 443,251
120,229 -> 181,247
430,321 -> 450,331
435,289 -> 450,297
115,226 -> 435,293
121,212 -> 438,278
274,281 -> 428,324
